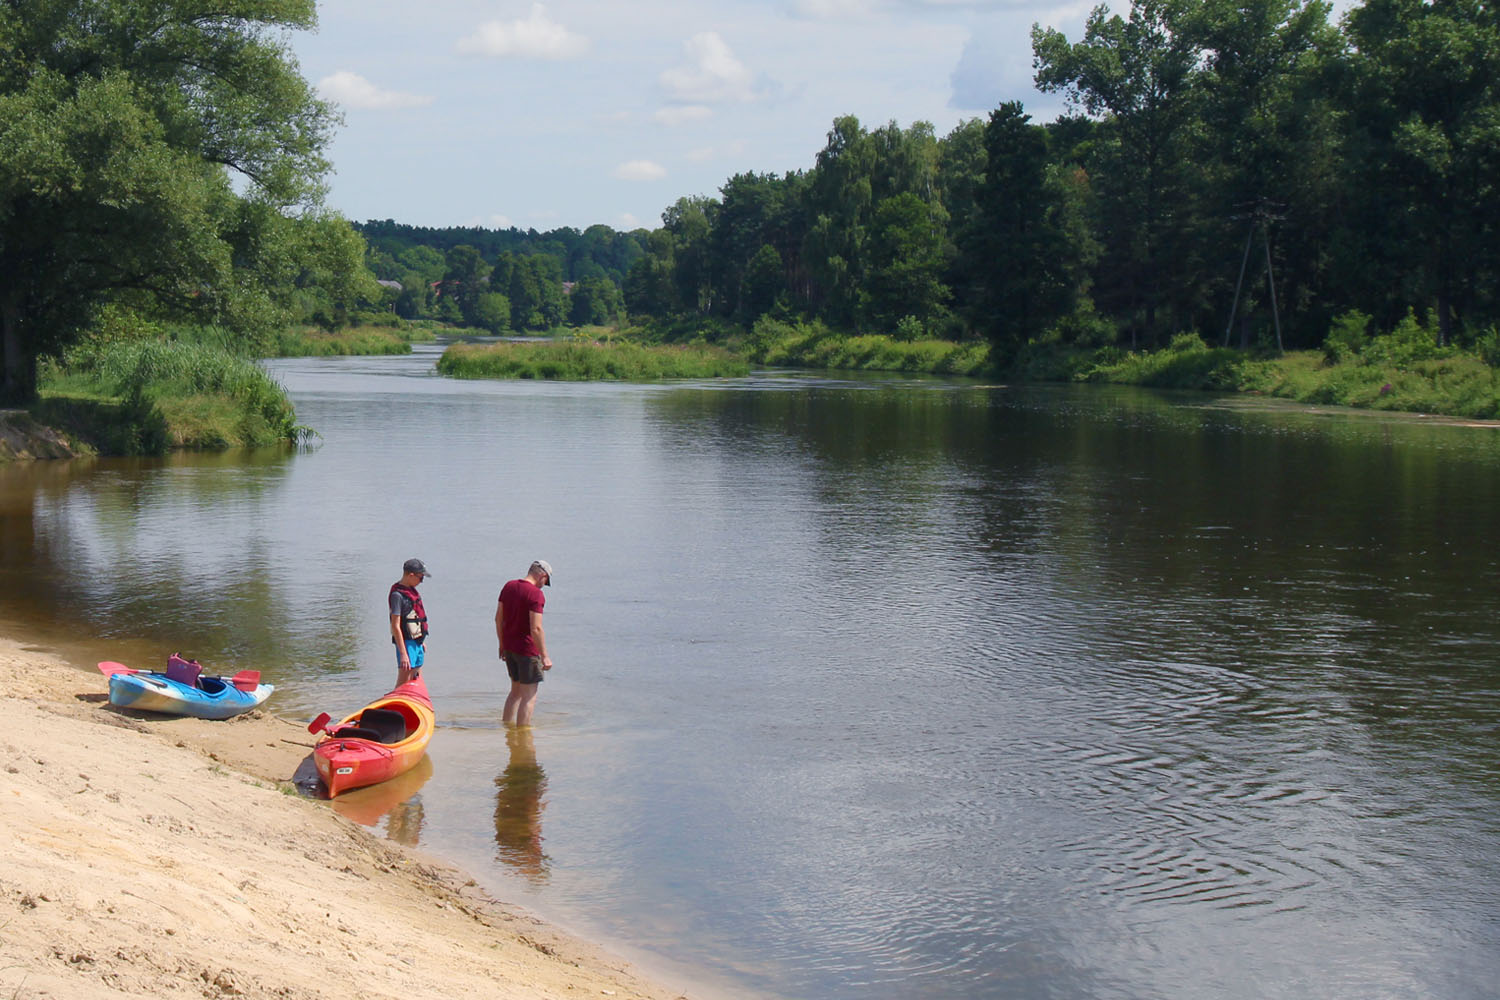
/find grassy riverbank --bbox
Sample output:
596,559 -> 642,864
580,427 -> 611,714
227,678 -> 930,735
1025,326 -> 1500,420
744,316 -> 1500,421
437,338 -> 749,380
273,321 -> 445,357
745,318 -> 991,376
35,339 -> 304,453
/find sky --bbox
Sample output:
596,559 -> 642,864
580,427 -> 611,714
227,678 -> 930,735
289,0 -> 1095,233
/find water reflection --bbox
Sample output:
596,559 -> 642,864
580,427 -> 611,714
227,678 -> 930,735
493,727 -> 549,883
330,753 -> 433,845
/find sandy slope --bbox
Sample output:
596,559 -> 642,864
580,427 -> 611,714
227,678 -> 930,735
0,636 -> 688,1000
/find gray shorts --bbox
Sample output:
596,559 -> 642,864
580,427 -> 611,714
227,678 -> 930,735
504,651 -> 545,685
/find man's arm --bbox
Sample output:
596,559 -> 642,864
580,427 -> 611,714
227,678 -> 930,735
495,600 -> 506,653
530,610 -> 550,669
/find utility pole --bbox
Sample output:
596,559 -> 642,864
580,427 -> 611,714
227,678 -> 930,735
1223,199 -> 1285,353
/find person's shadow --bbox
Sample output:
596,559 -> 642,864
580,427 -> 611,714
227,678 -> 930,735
494,726 -> 549,883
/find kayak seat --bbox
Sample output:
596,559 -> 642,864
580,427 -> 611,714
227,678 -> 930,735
356,708 -> 408,744
165,655 -> 202,688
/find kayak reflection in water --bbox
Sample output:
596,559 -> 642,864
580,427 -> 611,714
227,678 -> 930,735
494,726 -> 549,883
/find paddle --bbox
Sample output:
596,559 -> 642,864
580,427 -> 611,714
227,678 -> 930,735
307,712 -> 333,735
98,661 -> 262,692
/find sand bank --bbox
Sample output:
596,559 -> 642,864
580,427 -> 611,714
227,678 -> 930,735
0,636 -> 688,1000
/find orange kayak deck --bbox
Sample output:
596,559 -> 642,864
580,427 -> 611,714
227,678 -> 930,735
314,677 -> 435,798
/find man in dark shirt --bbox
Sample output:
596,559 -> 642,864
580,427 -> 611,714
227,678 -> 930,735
496,559 -> 553,725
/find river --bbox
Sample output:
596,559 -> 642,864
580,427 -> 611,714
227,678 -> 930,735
2,342 -> 1498,999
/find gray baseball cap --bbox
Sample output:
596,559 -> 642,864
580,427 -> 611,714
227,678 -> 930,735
403,558 -> 431,578
532,559 -> 554,585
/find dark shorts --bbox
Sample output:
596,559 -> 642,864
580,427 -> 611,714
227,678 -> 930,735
504,651 -> 545,685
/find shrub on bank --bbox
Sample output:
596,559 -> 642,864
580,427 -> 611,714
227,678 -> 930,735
747,317 -> 990,376
37,340 -> 304,452
437,340 -> 750,380
274,325 -> 430,357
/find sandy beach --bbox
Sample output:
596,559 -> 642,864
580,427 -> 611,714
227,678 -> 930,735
0,635 -> 690,1000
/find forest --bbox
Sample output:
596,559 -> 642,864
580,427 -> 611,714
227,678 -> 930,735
365,0 -> 1500,366
4,0 -> 1498,418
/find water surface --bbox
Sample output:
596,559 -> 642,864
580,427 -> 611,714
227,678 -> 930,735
4,345 -> 1498,999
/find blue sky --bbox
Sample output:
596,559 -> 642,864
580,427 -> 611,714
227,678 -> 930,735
290,0 -> 1092,232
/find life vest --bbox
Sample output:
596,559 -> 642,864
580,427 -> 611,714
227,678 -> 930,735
391,583 -> 428,643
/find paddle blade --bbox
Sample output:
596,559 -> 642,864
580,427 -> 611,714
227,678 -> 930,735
308,712 -> 331,735
98,661 -> 136,677
230,670 -> 261,692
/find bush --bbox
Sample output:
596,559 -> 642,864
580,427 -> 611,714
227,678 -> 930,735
1322,310 -> 1371,364
1362,311 -> 1451,367
38,340 -> 303,451
436,340 -> 749,380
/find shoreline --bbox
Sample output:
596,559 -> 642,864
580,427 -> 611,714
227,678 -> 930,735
0,634 -> 694,1000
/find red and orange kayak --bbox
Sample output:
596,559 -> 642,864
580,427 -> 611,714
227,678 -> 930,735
311,677 -> 434,798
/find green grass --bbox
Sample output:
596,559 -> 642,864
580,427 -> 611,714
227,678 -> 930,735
746,318 -> 991,376
36,339 -> 306,453
437,339 -> 750,380
1066,332 -> 1500,420
273,325 -> 417,357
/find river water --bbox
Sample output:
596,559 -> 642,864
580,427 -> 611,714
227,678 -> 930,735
3,343 -> 1498,999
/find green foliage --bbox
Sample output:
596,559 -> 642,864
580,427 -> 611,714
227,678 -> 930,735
0,0 -> 343,403
36,338 -> 303,451
1322,310 -> 1372,364
474,293 -> 512,334
747,317 -> 989,375
1360,311 -> 1451,367
273,326 -> 414,357
436,341 -> 749,381
1078,333 -> 1247,389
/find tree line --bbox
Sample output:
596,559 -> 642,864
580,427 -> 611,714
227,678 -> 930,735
4,0 -> 1495,407
356,222 -> 643,333
622,0 -> 1500,359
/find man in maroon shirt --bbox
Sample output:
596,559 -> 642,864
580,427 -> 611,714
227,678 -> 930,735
496,559 -> 554,725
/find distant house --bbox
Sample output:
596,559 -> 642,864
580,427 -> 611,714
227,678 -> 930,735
562,281 -> 576,295
376,279 -> 403,291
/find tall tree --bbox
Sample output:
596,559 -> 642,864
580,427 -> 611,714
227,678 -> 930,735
0,0 -> 341,401
1191,0 -> 1341,346
1034,0 -> 1205,343
1343,0 -> 1500,342
866,192 -> 951,334
805,115 -> 876,326
964,103 -> 1076,355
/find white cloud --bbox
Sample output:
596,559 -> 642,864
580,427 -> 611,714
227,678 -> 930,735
660,32 -> 759,104
613,160 -> 668,181
950,9 -> 1086,114
654,105 -> 714,126
619,212 -> 643,229
456,3 -> 588,59
317,71 -> 433,111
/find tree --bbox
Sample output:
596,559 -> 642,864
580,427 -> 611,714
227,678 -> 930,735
1343,0 -> 1500,342
1033,0 -> 1205,342
623,230 -> 678,318
805,115 -> 876,326
568,276 -> 623,326
866,193 -> 951,333
474,292 -> 511,334
0,0 -> 342,402
663,196 -> 718,315
441,245 -> 490,326
963,103 -> 1076,354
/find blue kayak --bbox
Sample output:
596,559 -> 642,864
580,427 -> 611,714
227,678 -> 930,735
104,663 -> 274,720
